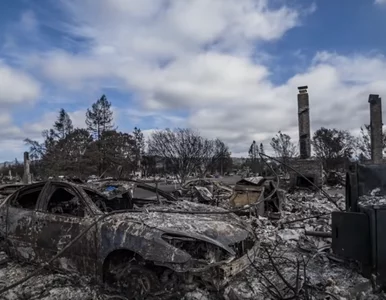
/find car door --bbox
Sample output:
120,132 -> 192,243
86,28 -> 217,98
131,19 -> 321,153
34,182 -> 98,276
5,182 -> 47,261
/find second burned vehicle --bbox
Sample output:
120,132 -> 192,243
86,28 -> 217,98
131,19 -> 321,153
0,180 -> 258,298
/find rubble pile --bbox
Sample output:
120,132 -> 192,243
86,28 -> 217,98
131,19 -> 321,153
0,251 -> 101,300
0,251 -> 216,300
90,181 -> 134,198
323,171 -> 346,188
225,190 -> 384,299
358,188 -> 386,206
174,179 -> 233,206
0,179 -> 385,300
175,177 -> 283,219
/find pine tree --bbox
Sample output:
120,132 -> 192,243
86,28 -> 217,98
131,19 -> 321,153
85,95 -> 114,140
53,109 -> 73,139
259,143 -> 265,155
133,127 -> 145,173
248,141 -> 260,175
85,95 -> 115,175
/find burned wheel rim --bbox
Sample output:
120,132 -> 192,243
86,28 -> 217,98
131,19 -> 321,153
115,265 -> 160,299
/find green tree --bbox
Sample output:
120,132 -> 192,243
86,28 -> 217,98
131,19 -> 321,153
85,95 -> 115,175
25,110 -> 76,176
58,129 -> 93,177
270,131 -> 298,160
85,95 -> 114,140
356,124 -> 386,160
99,130 -> 136,177
312,127 -> 355,169
248,140 -> 261,175
53,109 -> 73,139
133,127 -> 145,173
259,143 -> 265,155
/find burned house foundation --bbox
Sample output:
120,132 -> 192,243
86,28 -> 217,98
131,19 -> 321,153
288,158 -> 323,189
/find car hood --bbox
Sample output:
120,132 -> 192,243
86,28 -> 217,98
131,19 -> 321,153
104,201 -> 252,249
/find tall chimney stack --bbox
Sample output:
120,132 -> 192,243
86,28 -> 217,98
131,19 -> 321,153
23,151 -> 31,184
368,94 -> 383,164
297,86 -> 311,159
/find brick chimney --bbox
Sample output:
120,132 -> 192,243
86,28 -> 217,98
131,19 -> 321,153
298,86 -> 311,159
23,151 -> 31,184
368,94 -> 383,164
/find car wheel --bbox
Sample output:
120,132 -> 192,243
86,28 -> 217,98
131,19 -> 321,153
114,264 -> 160,299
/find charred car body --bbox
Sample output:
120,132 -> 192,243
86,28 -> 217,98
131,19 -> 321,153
0,180 -> 258,297
0,183 -> 26,199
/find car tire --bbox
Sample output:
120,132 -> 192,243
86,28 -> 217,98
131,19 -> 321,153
115,264 -> 160,299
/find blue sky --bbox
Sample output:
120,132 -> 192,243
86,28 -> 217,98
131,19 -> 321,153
0,0 -> 386,161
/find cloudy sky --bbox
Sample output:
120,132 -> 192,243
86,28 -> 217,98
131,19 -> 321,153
1,0 -> 386,161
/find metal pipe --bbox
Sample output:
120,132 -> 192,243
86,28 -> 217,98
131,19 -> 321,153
305,230 -> 332,238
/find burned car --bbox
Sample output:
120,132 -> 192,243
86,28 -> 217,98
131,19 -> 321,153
0,183 -> 26,199
0,180 -> 258,298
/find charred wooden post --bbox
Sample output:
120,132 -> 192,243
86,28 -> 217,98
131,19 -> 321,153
23,152 -> 31,184
298,86 -> 311,159
368,94 -> 383,164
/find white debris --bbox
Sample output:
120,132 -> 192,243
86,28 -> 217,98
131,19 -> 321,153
371,188 -> 381,196
277,229 -> 300,241
359,195 -> 386,206
227,189 -> 381,300
182,288 -> 213,300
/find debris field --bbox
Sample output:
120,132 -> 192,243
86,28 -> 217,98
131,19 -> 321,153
0,171 -> 384,300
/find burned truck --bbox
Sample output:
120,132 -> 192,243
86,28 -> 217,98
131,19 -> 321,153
0,180 -> 258,298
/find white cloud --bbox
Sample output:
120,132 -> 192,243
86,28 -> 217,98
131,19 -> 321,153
375,0 -> 386,5
0,108 -> 87,161
26,1 -> 385,155
176,51 -> 386,154
60,0 -> 299,56
38,51 -> 109,90
2,0 -> 386,160
22,109 -> 87,140
0,62 -> 41,106
0,140 -> 26,163
0,114 -> 27,161
0,114 -> 24,139
29,0 -> 300,89
126,108 -> 185,128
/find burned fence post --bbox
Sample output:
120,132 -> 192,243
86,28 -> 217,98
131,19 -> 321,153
297,86 -> 311,159
23,151 -> 32,184
368,94 -> 383,164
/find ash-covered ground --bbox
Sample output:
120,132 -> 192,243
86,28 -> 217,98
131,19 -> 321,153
0,188 -> 384,300
358,188 -> 386,206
